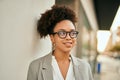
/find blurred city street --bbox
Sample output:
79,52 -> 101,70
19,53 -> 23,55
94,55 -> 120,80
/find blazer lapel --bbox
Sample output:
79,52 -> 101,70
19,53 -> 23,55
41,53 -> 53,80
41,53 -> 85,80
71,56 -> 84,80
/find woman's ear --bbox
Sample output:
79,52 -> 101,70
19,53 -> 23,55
50,35 -> 54,43
50,35 -> 56,50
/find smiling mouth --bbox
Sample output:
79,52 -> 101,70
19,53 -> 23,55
63,42 -> 72,47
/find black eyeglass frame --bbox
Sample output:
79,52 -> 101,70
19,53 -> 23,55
51,30 -> 79,39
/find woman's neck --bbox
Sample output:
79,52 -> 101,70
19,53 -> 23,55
53,50 -> 70,62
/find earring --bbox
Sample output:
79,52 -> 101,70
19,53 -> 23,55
52,43 -> 55,50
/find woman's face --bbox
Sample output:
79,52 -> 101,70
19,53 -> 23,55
50,20 -> 77,53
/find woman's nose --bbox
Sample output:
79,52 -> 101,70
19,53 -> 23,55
65,33 -> 71,39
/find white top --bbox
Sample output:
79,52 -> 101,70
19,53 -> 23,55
52,56 -> 75,80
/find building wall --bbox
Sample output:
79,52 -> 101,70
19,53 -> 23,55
0,0 -> 55,80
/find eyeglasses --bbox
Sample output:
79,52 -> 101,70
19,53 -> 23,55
52,30 -> 79,39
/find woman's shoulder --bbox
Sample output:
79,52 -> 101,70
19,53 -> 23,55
29,53 -> 52,67
72,56 -> 90,67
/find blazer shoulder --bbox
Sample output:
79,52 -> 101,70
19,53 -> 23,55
29,53 -> 51,67
72,56 -> 90,68
27,53 -> 52,80
72,56 -> 94,80
28,53 -> 51,74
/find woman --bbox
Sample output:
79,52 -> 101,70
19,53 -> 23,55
27,5 -> 93,80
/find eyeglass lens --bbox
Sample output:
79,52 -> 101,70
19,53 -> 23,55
57,31 -> 78,38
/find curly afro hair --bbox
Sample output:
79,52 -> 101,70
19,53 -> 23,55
37,5 -> 77,38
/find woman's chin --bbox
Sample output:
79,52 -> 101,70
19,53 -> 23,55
62,48 -> 72,53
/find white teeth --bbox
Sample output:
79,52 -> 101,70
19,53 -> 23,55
64,42 -> 71,44
64,42 -> 72,45
66,43 -> 70,44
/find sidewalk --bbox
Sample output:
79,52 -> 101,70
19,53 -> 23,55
94,55 -> 120,80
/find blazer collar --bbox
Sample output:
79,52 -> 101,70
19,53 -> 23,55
41,52 -> 53,80
41,52 -> 84,80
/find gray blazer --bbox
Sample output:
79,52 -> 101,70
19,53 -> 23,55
27,52 -> 93,80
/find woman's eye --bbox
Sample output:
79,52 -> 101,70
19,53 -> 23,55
59,31 -> 66,35
71,32 -> 75,35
